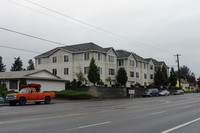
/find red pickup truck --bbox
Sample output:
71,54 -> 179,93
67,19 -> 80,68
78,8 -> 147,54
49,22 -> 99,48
6,88 -> 55,106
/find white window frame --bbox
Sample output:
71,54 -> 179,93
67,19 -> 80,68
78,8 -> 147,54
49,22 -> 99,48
64,68 -> 69,75
109,55 -> 114,63
98,53 -> 103,61
84,67 -> 89,74
109,68 -> 115,75
64,55 -> 69,62
84,53 -> 90,60
52,56 -> 57,63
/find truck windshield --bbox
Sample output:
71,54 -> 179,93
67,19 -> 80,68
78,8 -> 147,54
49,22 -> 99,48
19,89 -> 29,93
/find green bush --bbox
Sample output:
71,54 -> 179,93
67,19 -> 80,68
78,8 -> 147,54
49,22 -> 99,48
0,86 -> 17,98
44,90 -> 91,99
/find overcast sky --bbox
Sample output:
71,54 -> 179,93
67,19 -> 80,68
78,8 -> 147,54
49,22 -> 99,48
0,0 -> 200,77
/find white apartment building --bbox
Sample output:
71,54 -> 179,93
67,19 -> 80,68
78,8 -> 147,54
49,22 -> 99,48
35,42 -> 167,87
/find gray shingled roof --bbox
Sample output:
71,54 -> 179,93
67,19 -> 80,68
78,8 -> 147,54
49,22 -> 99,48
152,59 -> 165,66
35,42 -> 107,58
0,70 -> 65,81
116,50 -> 132,58
116,50 -> 148,63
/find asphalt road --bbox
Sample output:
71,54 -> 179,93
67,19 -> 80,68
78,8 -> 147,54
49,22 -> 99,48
1,94 -> 200,133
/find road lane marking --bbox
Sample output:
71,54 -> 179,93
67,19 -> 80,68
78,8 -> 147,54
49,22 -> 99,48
161,117 -> 200,133
78,121 -> 112,129
182,106 -> 191,109
64,121 -> 112,131
149,111 -> 165,115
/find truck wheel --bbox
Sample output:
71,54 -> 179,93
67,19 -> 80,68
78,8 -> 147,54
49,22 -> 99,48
19,98 -> 26,106
35,102 -> 41,105
9,101 -> 16,106
44,97 -> 51,104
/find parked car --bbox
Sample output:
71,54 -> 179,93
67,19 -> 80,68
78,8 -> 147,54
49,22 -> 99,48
143,88 -> 159,97
0,97 -> 4,103
6,88 -> 55,106
174,90 -> 184,95
159,90 -> 170,96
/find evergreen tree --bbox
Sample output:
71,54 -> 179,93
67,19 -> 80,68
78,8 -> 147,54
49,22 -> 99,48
0,56 -> 6,72
88,57 -> 100,86
169,67 -> 177,88
10,57 -> 23,71
116,67 -> 128,86
154,66 -> 164,87
27,59 -> 35,70
162,66 -> 169,86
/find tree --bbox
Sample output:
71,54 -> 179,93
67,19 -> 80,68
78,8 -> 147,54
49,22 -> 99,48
27,59 -> 35,70
87,57 -> 100,86
188,72 -> 196,86
162,66 -> 169,87
197,77 -> 200,88
177,65 -> 191,80
0,56 -> 6,72
76,66 -> 86,83
116,67 -> 128,86
10,57 -> 23,71
169,67 -> 177,88
106,77 -> 112,85
154,66 -> 164,87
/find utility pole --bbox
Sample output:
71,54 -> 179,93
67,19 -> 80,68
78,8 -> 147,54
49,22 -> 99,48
174,54 -> 181,89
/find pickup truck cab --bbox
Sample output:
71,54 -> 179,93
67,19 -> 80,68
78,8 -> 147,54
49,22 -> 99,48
6,88 -> 55,106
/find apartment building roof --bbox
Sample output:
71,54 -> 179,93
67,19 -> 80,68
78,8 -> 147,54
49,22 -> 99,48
35,42 -> 107,58
116,50 -> 148,63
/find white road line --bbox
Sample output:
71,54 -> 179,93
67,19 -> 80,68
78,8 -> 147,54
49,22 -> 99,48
161,117 -> 200,133
149,111 -> 165,115
182,106 -> 191,109
78,121 -> 112,129
64,121 -> 112,131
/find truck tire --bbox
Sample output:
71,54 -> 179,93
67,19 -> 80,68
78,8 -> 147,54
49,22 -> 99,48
19,97 -> 26,106
35,102 -> 41,105
44,97 -> 51,104
9,101 -> 16,106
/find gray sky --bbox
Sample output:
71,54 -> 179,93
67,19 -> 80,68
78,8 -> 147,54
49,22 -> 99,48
0,0 -> 200,77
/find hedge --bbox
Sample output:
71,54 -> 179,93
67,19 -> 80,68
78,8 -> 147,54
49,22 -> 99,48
0,85 -> 17,99
44,90 -> 91,99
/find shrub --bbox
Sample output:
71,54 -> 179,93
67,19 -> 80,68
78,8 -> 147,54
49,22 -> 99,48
77,81 -> 82,87
115,82 -> 120,87
71,79 -> 77,90
104,84 -> 108,87
0,86 -> 17,98
97,80 -> 104,86
44,90 -> 91,99
65,80 -> 71,86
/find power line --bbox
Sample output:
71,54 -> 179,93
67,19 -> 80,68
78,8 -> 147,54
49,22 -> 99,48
0,27 -> 66,46
0,44 -> 41,54
21,0 -> 175,54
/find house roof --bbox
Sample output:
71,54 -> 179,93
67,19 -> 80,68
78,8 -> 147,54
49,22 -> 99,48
0,70 -> 65,81
152,59 -> 165,66
180,79 -> 189,84
35,42 -> 107,58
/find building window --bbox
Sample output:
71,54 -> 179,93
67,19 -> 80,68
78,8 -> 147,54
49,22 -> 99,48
98,53 -> 103,61
98,67 -> 102,74
52,69 -> 57,76
84,53 -> 90,60
130,60 -> 134,66
64,55 -> 69,62
119,60 -> 124,66
109,55 -> 114,62
109,68 -> 115,75
52,56 -> 57,63
130,71 -> 134,77
144,73 -> 147,79
84,67 -> 89,74
136,61 -> 140,67
136,72 -> 139,78
9,80 -> 18,89
64,68 -> 69,75
150,74 -> 154,79
150,64 -> 153,70
38,58 -> 42,65
144,63 -> 147,69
